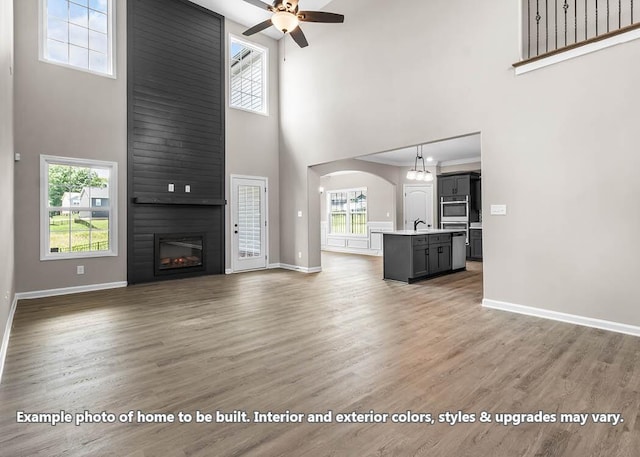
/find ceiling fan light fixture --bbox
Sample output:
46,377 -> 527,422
272,11 -> 300,33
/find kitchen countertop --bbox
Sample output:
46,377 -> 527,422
376,229 -> 464,236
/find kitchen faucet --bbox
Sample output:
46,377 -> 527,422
413,219 -> 426,231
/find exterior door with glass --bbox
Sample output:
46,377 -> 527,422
231,176 -> 267,272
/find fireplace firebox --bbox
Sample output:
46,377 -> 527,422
154,233 -> 205,276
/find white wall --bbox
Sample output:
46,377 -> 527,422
279,0 -> 640,327
0,0 -> 15,361
224,19 -> 280,269
13,0 -> 127,293
12,2 -> 282,291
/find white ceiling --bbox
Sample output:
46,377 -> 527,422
189,0 -> 335,40
355,134 -> 482,167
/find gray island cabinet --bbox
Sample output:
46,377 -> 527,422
382,230 -> 465,283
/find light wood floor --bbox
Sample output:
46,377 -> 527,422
1,253 -> 639,456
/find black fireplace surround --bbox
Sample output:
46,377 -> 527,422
127,0 -> 225,284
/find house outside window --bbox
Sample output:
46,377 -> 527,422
328,189 -> 367,236
40,155 -> 118,260
229,35 -> 268,115
40,0 -> 115,76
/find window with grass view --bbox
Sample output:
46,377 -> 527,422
41,155 -> 117,260
41,0 -> 114,76
328,189 -> 367,235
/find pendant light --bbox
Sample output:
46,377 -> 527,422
406,145 -> 433,182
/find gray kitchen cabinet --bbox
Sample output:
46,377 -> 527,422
468,229 -> 483,261
439,175 -> 471,197
412,245 -> 429,277
428,235 -> 452,274
383,232 -> 460,283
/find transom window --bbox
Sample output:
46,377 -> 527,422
328,189 -> 368,236
41,0 -> 115,76
40,155 -> 118,260
229,36 -> 268,115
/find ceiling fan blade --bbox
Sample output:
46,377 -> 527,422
243,19 -> 273,36
242,0 -> 274,11
289,26 -> 309,48
297,11 -> 344,23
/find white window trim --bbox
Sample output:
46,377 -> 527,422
228,33 -> 268,116
39,0 -> 117,78
40,155 -> 118,261
327,187 -> 368,238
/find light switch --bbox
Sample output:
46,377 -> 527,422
185,185 -> 191,193
297,211 -> 303,218
491,204 -> 507,216
77,265 -> 85,275
168,183 -> 175,192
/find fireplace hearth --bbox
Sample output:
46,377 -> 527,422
155,233 -> 205,276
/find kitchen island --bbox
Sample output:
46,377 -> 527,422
381,230 -> 466,283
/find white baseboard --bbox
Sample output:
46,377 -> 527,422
482,299 -> 640,338
225,268 -> 232,274
321,246 -> 383,257
15,281 -> 128,301
0,295 -> 18,384
277,263 -> 322,274
268,263 -> 281,270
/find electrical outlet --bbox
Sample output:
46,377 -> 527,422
185,185 -> 191,193
298,252 -> 302,259
168,183 -> 175,192
14,152 -> 21,161
77,265 -> 85,275
297,211 -> 302,218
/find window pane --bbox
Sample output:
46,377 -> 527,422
70,0 -> 88,7
89,50 -> 107,73
71,227 -> 92,252
48,17 -> 68,42
48,0 -> 68,20
44,158 -> 115,258
69,45 -> 89,68
89,0 -> 108,13
69,3 -> 88,27
49,211 -> 71,253
69,23 -> 88,47
230,39 -> 265,113
48,164 -> 73,205
238,185 -> 261,258
89,11 -> 107,33
89,30 -> 107,53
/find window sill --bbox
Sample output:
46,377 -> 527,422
513,22 -> 640,75
40,251 -> 118,261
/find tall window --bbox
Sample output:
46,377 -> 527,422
229,36 -> 267,115
41,155 -> 118,260
41,0 -> 115,76
328,189 -> 367,236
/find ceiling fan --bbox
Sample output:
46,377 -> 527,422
241,0 -> 345,48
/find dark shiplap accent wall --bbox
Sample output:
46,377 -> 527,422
128,0 -> 225,284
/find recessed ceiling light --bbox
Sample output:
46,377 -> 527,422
426,157 -> 434,162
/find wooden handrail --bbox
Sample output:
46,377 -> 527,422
514,21 -> 640,68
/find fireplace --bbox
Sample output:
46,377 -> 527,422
154,233 -> 205,276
